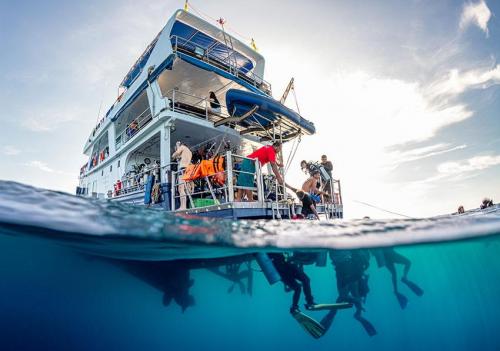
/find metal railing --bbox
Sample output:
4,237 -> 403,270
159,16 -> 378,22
171,35 -> 272,94
170,151 -> 263,211
115,107 -> 153,150
165,89 -> 234,124
112,163 -> 164,198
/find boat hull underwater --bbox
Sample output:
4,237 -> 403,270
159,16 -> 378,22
1,181 -> 500,350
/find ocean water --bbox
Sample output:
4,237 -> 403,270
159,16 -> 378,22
1,180 -> 500,351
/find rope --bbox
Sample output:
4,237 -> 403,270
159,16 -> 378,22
352,200 -> 414,219
283,82 -> 303,175
284,134 -> 301,175
291,86 -> 301,115
188,2 -> 253,43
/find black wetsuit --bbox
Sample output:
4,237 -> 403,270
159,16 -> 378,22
328,249 -> 376,336
330,250 -> 370,308
269,253 -> 314,312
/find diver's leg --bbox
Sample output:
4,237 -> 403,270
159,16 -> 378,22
294,266 -> 314,306
391,251 -> 411,279
386,262 -> 408,308
336,275 -> 350,303
392,252 -> 424,296
385,261 -> 399,293
278,263 -> 302,313
287,279 -> 302,313
179,183 -> 187,210
347,281 -> 363,312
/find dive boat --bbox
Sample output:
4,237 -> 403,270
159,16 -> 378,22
76,8 -> 343,220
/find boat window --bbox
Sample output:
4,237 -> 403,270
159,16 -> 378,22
88,131 -> 110,171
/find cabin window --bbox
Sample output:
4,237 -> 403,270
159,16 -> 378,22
118,160 -> 121,168
194,46 -> 205,57
89,131 -> 110,170
110,165 -> 112,172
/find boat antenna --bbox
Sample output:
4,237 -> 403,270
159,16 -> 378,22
188,2 -> 255,45
95,100 -> 103,124
184,0 -> 189,12
352,200 -> 414,219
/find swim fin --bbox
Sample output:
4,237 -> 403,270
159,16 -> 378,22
292,311 -> 326,339
306,302 -> 353,311
319,309 -> 338,331
395,292 -> 408,309
402,278 -> 424,296
354,314 -> 377,337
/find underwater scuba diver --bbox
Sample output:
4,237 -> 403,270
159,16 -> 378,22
372,247 -> 424,309
268,253 -> 352,339
324,249 -> 377,337
268,252 -> 324,338
268,253 -> 316,313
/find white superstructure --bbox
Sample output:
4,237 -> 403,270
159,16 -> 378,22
77,9 -> 343,219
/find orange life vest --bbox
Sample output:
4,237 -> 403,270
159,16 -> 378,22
181,163 -> 202,181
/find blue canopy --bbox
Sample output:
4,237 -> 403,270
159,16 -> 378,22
120,34 -> 160,88
170,21 -> 254,75
225,89 -> 316,136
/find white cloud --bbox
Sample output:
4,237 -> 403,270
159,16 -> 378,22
459,0 -> 492,36
427,64 -> 500,98
26,160 -> 55,173
24,160 -> 74,177
273,66 -> 476,218
2,145 -> 21,156
21,107 -> 85,132
388,143 -> 467,166
438,154 -> 500,175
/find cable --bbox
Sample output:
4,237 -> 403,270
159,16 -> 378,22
188,2 -> 253,43
352,200 -> 414,219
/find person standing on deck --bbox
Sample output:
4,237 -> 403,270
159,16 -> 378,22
320,155 -> 333,199
172,141 -> 193,210
235,141 -> 284,202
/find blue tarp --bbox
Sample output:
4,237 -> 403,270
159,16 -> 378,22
170,21 -> 254,75
225,89 -> 316,135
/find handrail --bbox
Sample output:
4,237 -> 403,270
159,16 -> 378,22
165,89 -> 235,125
112,163 -> 165,198
115,107 -> 153,150
170,152 -> 263,211
170,34 -> 272,94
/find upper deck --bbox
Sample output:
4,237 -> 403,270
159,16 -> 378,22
83,9 -> 269,155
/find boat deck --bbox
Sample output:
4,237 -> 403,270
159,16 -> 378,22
178,201 -> 343,220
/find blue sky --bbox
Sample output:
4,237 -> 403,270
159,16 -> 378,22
1,0 -> 499,218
